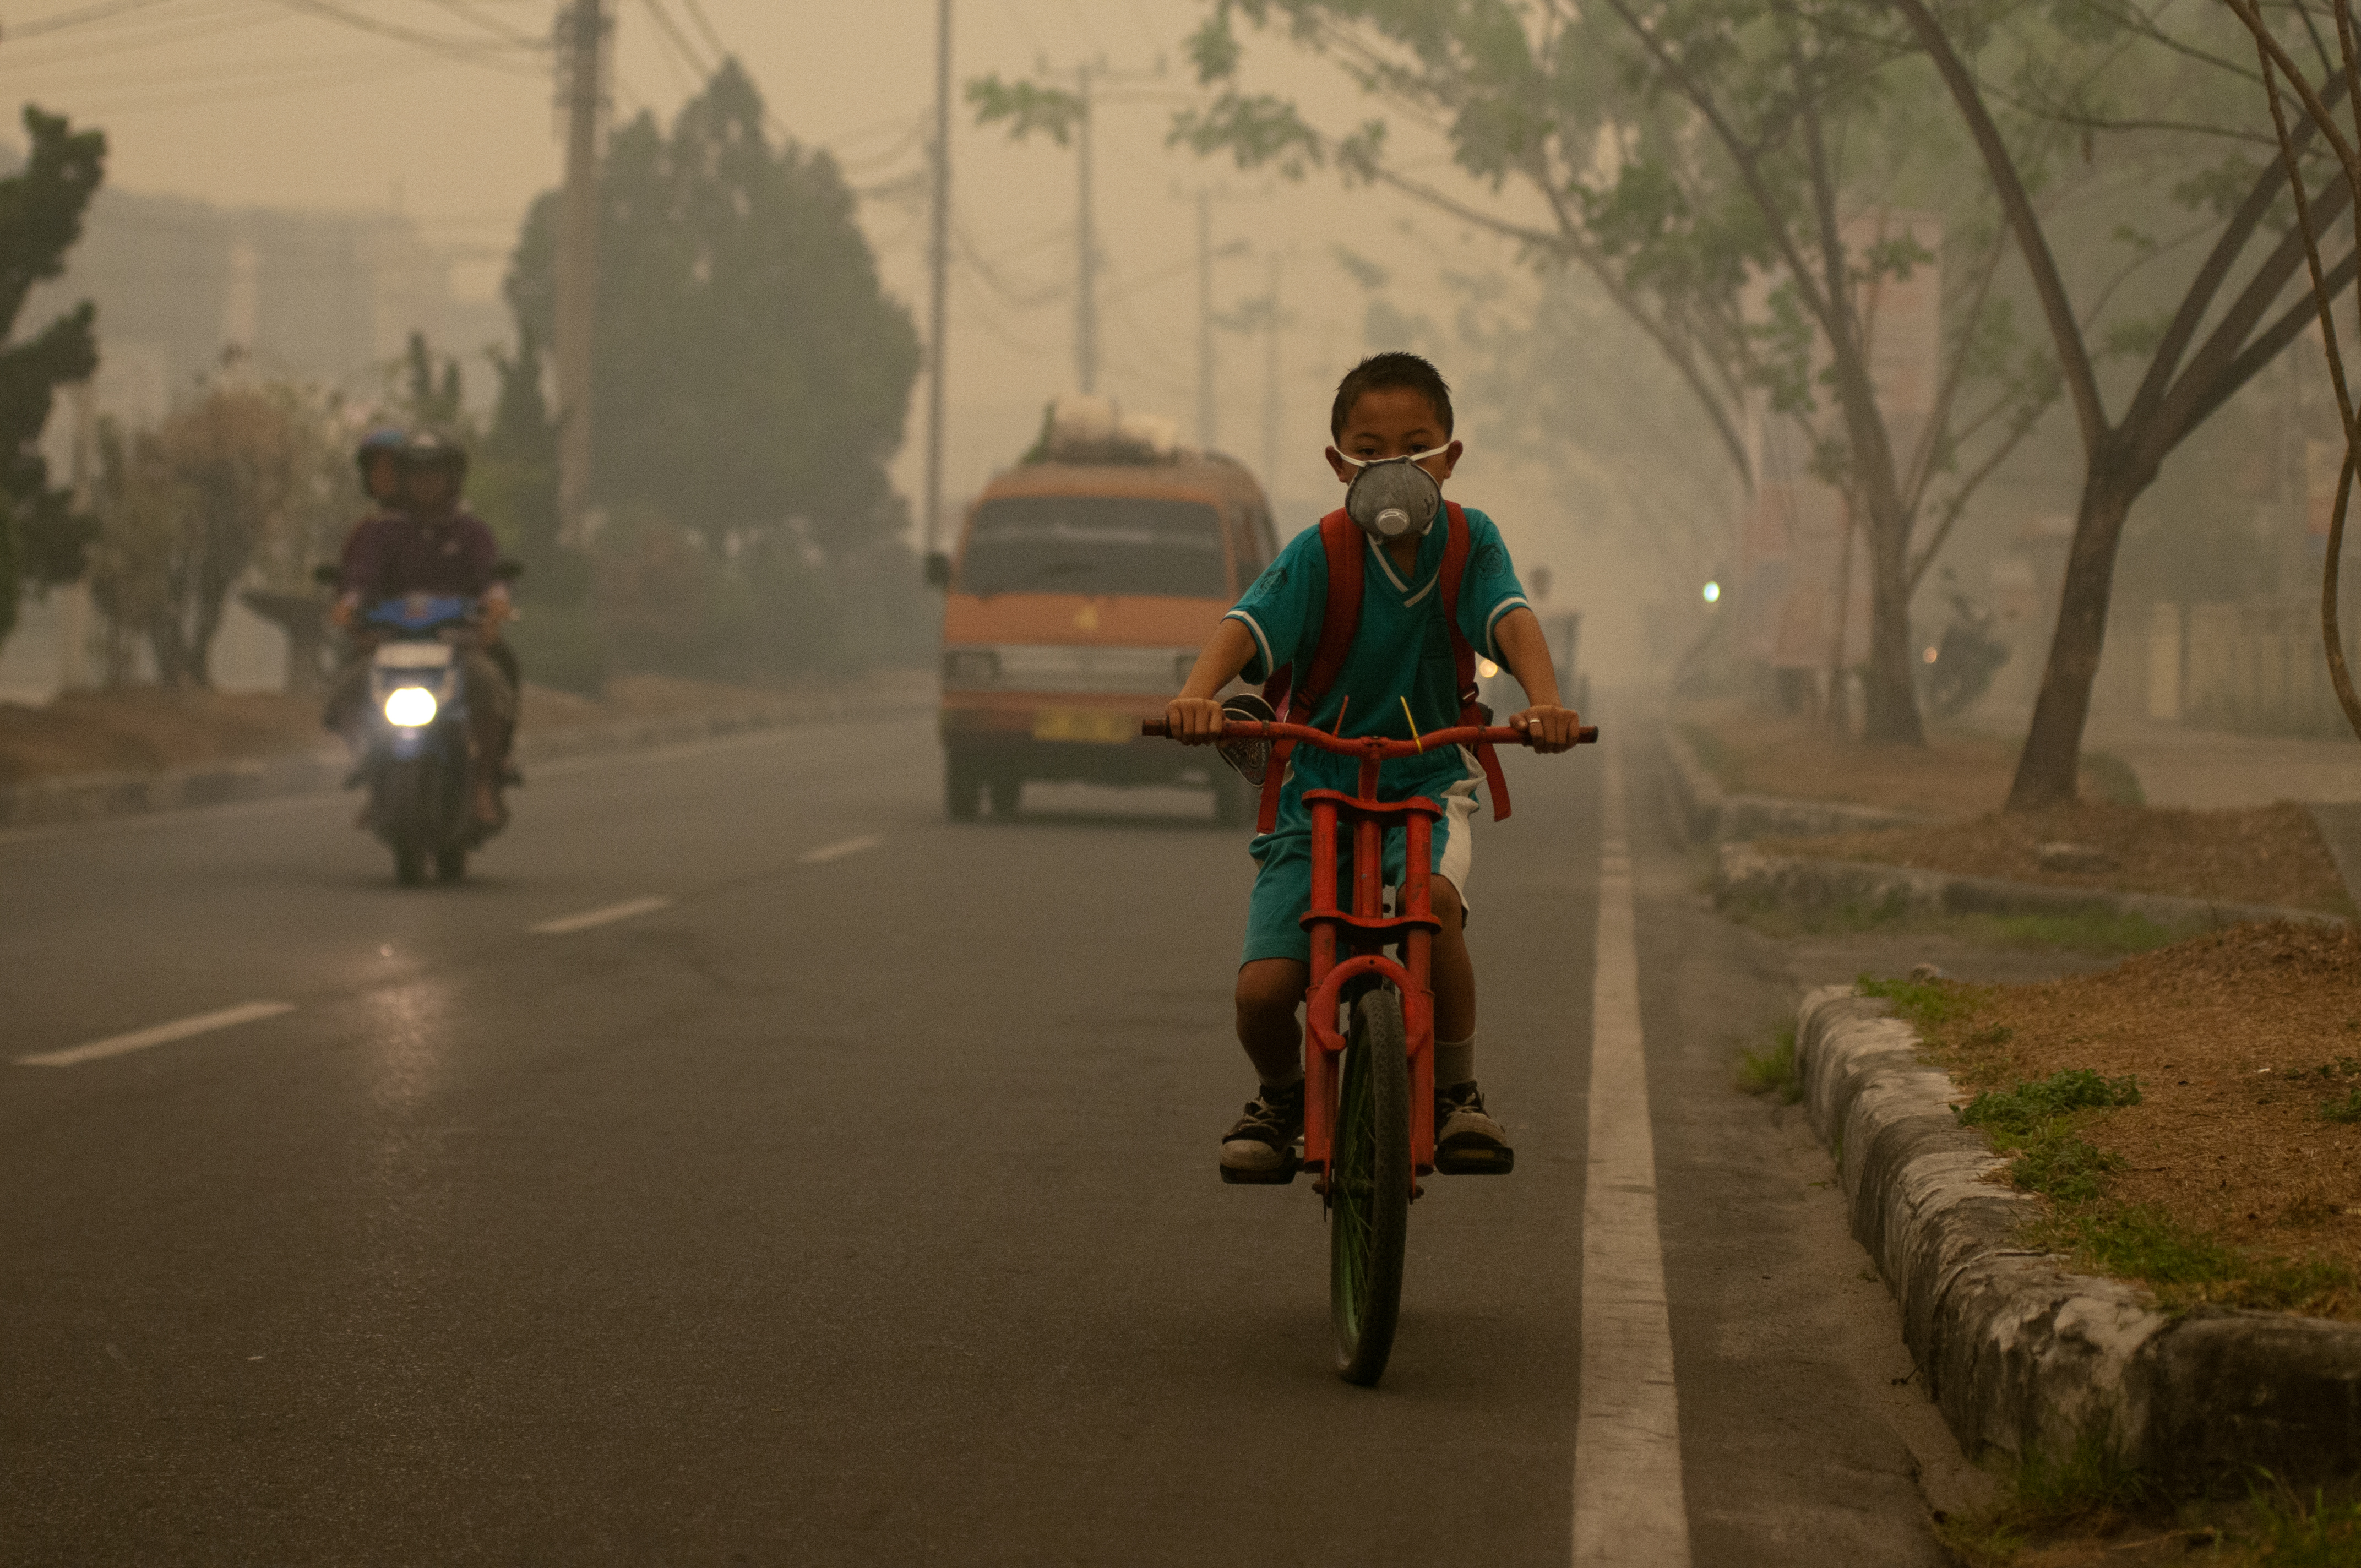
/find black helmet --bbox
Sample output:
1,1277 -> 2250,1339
353,424 -> 407,476
399,427 -> 469,480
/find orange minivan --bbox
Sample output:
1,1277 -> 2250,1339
936,433 -> 1277,823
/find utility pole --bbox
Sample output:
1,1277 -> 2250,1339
1196,190 -> 1213,448
1074,61 -> 1096,396
553,0 -> 605,546
922,0 -> 951,565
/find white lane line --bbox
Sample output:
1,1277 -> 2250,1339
529,896 -> 673,935
799,834 -> 882,864
1572,745 -> 1692,1567
17,1001 -> 297,1068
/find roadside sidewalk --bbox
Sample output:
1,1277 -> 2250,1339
2081,714 -> 2359,808
0,668 -> 934,831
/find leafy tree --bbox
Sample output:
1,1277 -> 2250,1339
1896,0 -> 2359,805
0,105 -> 105,653
86,382 -> 336,687
1167,1 -> 2054,743
396,330 -> 465,431
506,61 -> 920,559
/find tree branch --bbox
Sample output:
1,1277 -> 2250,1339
1894,0 -> 2107,458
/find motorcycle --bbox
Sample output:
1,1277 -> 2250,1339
1920,581 -> 2011,718
351,589 -> 505,886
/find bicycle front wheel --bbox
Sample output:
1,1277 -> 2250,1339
1330,987 -> 1410,1385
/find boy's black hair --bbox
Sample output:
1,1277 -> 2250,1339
1329,351 -> 1454,441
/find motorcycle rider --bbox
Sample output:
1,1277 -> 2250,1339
324,429 -> 518,828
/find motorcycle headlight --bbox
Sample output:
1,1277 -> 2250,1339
384,686 -> 437,727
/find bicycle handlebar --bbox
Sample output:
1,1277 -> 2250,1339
1140,716 -> 1598,756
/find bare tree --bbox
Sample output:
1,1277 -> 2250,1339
2220,0 -> 2361,744
1897,0 -> 2358,803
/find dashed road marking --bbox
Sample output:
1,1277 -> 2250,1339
529,896 -> 673,935
18,1000 -> 298,1068
1571,745 -> 1691,1567
800,835 -> 883,864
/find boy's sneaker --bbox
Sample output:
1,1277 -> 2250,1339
1434,1081 -> 1515,1174
1219,1080 -> 1304,1184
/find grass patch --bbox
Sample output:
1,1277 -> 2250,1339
2009,1131 -> 2125,1204
1941,1460 -> 2361,1565
2322,1085 -> 2361,1124
2248,1476 -> 2361,1566
1719,893 -> 2183,954
1957,1068 -> 2143,1136
1937,1434 -> 2155,1565
2025,1205 -> 2358,1315
1857,973 -> 1981,1030
1738,1024 -> 1802,1103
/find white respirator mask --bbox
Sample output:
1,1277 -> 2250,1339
1337,446 -> 1449,541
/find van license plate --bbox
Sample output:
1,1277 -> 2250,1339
1033,709 -> 1132,744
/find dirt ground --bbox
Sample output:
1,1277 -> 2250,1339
0,673 -> 921,785
1677,699 -> 2130,819
1765,801 -> 2355,916
1909,920 -> 2361,1320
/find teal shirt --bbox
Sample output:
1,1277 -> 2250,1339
1223,503 -> 1528,799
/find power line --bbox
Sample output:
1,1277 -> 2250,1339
633,0 -> 701,93
262,0 -> 542,74
3,0 -> 185,41
421,0 -> 543,50
0,6 -> 281,72
674,0 -> 726,64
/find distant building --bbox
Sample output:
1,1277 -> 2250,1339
1,186 -> 509,701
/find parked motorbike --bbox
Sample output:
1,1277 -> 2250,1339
351,590 -> 503,886
1920,582 -> 2011,718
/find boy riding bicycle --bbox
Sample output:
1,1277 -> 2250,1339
1164,352 -> 1585,1182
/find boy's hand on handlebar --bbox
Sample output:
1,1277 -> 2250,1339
1510,705 -> 1583,753
1165,696 -> 1226,744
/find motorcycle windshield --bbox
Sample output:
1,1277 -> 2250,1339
366,594 -> 474,631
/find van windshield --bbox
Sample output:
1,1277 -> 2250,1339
959,496 -> 1227,598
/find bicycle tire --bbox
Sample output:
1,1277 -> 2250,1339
1330,987 -> 1410,1385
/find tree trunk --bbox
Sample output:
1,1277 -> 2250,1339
2005,460 -> 2144,810
1859,488 -> 1927,743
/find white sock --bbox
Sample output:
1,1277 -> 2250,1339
1435,1034 -> 1475,1088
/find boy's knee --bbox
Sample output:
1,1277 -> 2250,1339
1431,876 -> 1465,929
1234,960 -> 1307,1022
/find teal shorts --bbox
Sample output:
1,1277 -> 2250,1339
1241,758 -> 1482,967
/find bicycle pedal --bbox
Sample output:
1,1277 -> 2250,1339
1433,1147 -> 1516,1176
1218,1148 -> 1301,1186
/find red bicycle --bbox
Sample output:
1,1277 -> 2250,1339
1145,715 -> 1598,1383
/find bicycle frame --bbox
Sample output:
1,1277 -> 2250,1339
1143,715 -> 1598,1184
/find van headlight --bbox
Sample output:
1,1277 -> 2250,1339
384,686 -> 437,727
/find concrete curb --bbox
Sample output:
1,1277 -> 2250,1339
1798,987 -> 2361,1482
1659,722 -> 1929,843
0,687 -> 933,831
1720,843 -> 2349,932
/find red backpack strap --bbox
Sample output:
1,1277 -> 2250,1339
1297,511 -> 1363,714
1438,502 -> 1511,822
1255,510 -> 1364,835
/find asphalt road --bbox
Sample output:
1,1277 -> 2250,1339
3,710 -> 1965,1565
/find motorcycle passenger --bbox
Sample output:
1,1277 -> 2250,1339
324,429 -> 518,827
353,423 -> 407,513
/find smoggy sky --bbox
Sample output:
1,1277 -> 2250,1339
0,1 -> 1582,563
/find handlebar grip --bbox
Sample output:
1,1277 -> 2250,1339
1141,718 -> 1172,738
1579,725 -> 1600,744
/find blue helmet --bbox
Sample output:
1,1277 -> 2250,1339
354,424 -> 407,476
